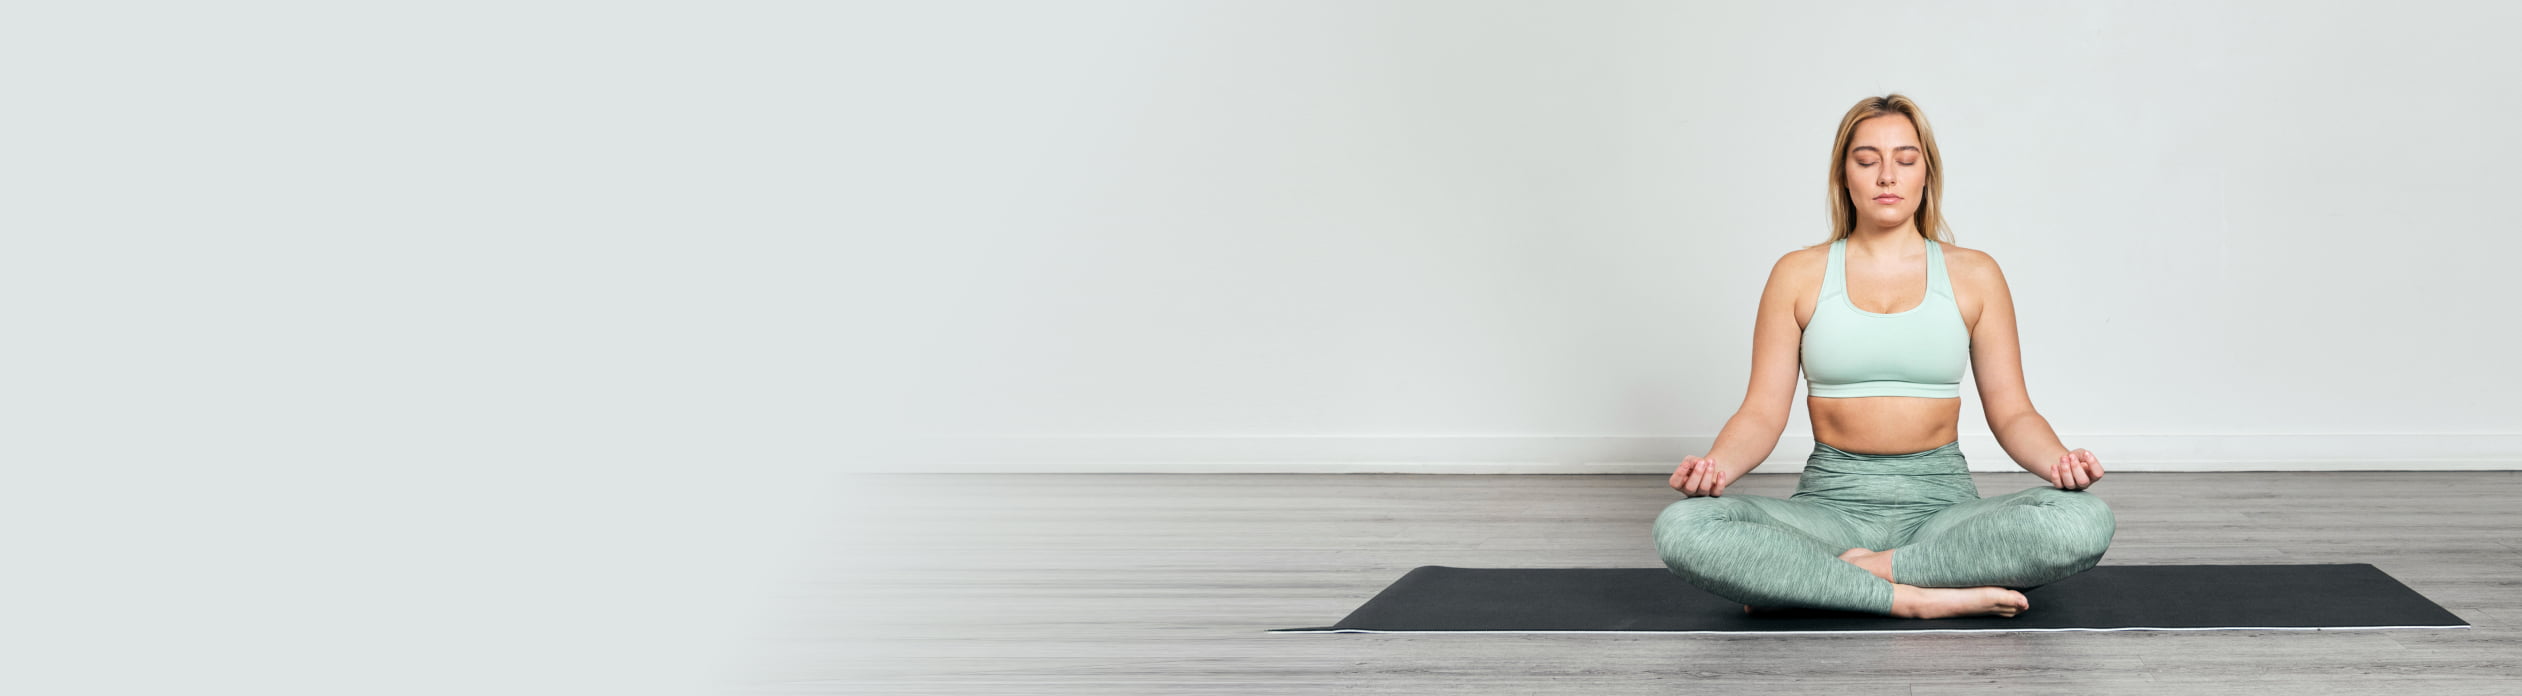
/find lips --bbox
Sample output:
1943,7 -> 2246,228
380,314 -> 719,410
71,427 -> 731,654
1873,195 -> 1902,203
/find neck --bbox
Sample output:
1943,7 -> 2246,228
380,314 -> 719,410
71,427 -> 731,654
1845,220 -> 1924,259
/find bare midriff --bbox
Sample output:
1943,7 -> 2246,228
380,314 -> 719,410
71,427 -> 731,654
1809,395 -> 1961,455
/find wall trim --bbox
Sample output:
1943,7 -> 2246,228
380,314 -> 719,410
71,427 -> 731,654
843,433 -> 2522,474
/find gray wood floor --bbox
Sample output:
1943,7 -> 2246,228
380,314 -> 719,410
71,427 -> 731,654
725,471 -> 2522,695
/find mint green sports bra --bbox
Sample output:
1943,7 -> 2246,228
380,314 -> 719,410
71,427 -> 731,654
1800,237 -> 1969,398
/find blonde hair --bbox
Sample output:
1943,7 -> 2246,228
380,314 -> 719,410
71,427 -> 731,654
1824,93 -> 1952,245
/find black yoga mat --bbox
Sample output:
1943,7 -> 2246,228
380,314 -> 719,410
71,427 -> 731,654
1270,564 -> 2469,634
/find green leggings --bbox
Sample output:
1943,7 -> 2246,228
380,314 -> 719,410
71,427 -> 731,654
1652,440 -> 2115,615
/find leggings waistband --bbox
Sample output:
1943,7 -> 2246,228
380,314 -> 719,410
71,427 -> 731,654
1811,440 -> 1962,460
1804,440 -> 1968,477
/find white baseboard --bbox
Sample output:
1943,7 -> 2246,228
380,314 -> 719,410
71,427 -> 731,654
840,433 -> 2522,474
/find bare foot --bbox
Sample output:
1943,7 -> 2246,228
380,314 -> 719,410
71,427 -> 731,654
1889,584 -> 2030,619
1838,548 -> 1895,583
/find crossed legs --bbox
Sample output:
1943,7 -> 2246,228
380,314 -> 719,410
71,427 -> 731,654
1653,494 -> 1894,614
1886,486 -> 2116,589
1654,486 -> 2114,617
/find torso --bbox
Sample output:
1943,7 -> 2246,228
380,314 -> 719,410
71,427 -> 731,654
1792,237 -> 1984,455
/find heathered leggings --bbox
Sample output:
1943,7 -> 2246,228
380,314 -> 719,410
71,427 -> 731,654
1652,440 -> 2115,615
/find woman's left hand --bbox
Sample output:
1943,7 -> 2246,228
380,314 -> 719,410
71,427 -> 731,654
2049,448 -> 2103,490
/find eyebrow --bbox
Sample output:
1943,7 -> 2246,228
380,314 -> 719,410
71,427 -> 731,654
1852,146 -> 1920,155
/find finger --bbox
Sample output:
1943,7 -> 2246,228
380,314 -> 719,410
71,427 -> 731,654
2074,462 -> 2092,489
1710,470 -> 1727,496
1686,461 -> 1708,495
2055,459 -> 2071,488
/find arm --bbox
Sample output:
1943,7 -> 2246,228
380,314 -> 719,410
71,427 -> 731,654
1991,411 -> 2071,474
1704,410 -> 1787,483
1701,251 -> 1806,483
1961,251 -> 2073,473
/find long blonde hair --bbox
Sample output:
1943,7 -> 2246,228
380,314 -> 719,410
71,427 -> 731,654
1824,93 -> 1952,245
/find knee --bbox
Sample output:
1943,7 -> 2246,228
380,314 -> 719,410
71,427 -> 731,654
1653,497 -> 1731,538
2023,488 -> 2115,562
1652,497 -> 1743,566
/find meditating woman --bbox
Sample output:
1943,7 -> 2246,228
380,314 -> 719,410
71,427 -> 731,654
1652,93 -> 2115,620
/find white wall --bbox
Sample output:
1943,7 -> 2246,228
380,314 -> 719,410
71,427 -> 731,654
8,3 -> 866,694
838,0 -> 2522,472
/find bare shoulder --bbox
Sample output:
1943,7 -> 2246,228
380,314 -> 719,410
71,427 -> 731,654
1938,241 -> 2004,288
1774,241 -> 1831,279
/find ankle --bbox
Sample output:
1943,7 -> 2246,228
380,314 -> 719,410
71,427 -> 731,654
1841,548 -> 1895,583
1887,583 -> 1922,618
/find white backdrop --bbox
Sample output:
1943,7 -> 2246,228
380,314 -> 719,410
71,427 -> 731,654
839,1 -> 2522,473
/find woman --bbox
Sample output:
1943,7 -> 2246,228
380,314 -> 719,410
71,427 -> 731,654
1651,94 -> 2115,620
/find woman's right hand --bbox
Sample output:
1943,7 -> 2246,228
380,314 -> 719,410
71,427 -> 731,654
1669,455 -> 1730,497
